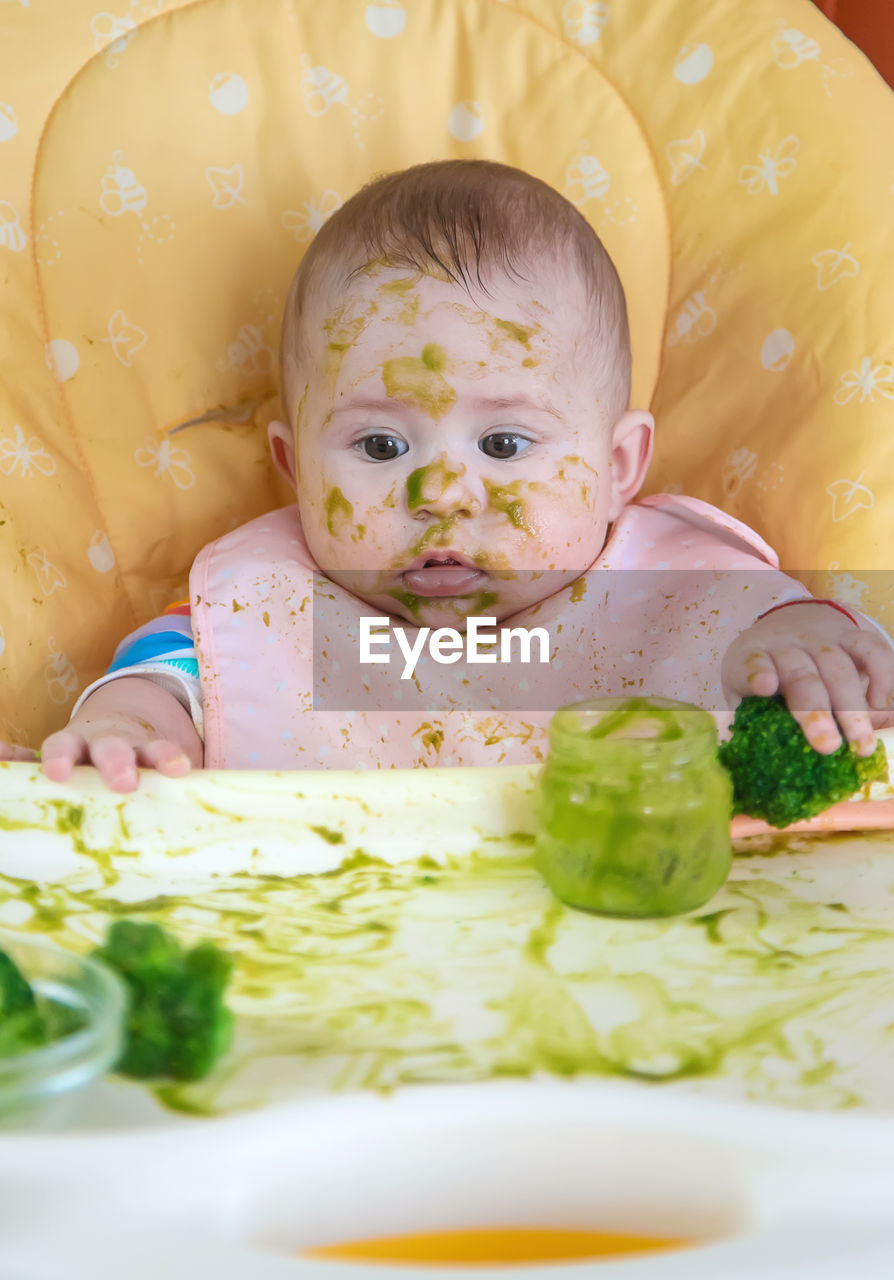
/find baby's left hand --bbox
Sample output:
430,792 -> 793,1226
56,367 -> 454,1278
721,601 -> 894,755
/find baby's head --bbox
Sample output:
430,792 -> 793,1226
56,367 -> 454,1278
269,159 -> 653,626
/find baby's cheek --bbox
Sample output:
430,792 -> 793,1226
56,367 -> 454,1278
534,506 -> 586,556
555,454 -> 601,510
530,469 -> 608,565
297,479 -> 350,565
318,484 -> 403,567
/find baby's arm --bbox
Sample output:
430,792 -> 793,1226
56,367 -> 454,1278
40,676 -> 203,793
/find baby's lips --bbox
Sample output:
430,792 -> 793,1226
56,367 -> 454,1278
401,563 -> 488,597
402,548 -> 479,572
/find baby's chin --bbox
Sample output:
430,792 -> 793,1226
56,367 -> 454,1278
393,596 -> 513,630
325,564 -> 593,626
332,585 -> 507,629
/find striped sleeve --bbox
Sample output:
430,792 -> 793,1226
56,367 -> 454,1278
71,602 -> 204,738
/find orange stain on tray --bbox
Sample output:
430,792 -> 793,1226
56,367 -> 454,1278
302,1226 -> 691,1265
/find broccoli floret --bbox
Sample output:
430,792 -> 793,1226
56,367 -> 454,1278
0,950 -> 37,1018
0,950 -> 85,1057
718,695 -> 888,828
0,1009 -> 48,1058
0,951 -> 45,1057
92,920 -> 233,1081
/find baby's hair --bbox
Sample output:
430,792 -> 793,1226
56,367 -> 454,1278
279,158 -> 631,425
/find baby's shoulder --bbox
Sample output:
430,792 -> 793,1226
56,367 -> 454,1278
604,493 -> 779,570
192,505 -> 316,572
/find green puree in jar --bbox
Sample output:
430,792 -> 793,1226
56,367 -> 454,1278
535,697 -> 732,918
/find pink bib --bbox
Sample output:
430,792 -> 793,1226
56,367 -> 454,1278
190,495 -> 806,770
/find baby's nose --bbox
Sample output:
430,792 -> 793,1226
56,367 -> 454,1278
407,461 -> 482,518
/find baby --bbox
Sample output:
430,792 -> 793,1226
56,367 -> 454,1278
5,159 -> 893,790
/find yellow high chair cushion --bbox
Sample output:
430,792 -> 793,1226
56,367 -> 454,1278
0,0 -> 891,745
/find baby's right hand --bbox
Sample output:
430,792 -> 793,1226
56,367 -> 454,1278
40,719 -> 194,793
38,676 -> 202,793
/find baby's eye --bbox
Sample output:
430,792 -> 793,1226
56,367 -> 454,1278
358,434 -> 408,461
479,432 -> 532,460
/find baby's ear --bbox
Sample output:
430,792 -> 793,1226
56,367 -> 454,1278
607,409 -> 654,520
268,419 -> 298,489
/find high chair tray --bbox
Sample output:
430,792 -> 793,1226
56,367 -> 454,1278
2,757 -> 894,1276
1,752 -> 894,1118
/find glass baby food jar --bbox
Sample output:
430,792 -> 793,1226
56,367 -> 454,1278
535,696 -> 732,918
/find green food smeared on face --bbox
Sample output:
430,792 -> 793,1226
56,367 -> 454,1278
407,514 -> 462,557
421,344 -> 446,372
406,459 -> 461,512
323,302 -> 378,345
292,384 -> 309,436
378,277 -> 421,325
397,296 -> 420,326
326,487 -> 354,536
406,468 -> 426,511
386,588 -> 423,620
382,346 -> 455,420
379,277 -> 418,296
322,301 -> 379,386
494,319 -> 535,348
483,479 -> 536,535
465,589 -> 498,613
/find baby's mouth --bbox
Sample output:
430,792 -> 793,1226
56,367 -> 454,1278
401,551 -> 487,598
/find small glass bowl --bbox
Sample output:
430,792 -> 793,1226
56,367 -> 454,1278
0,932 -> 126,1123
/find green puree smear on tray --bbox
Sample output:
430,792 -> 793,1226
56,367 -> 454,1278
3,816 -> 894,1116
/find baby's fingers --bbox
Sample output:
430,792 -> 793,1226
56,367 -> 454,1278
811,644 -> 877,755
41,729 -> 89,782
740,649 -> 779,697
770,647 -> 843,754
140,739 -> 192,778
841,631 -> 894,714
88,736 -> 140,793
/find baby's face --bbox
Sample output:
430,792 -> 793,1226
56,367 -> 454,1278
280,264 -> 640,626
